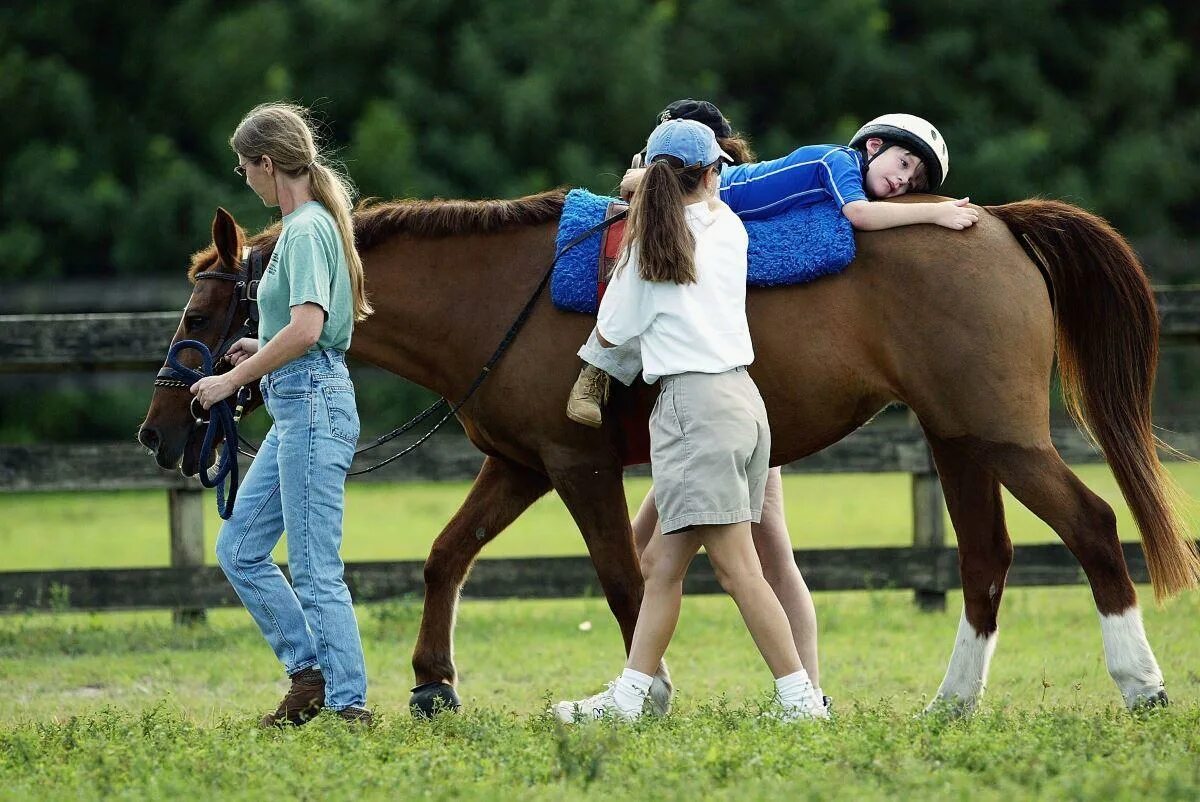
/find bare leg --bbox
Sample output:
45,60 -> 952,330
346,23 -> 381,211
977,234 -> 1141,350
624,528 -> 699,676
629,521 -> 803,679
633,469 -> 819,685
754,467 -> 820,688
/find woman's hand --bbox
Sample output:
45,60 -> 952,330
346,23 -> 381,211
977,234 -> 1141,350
224,337 -> 259,366
190,374 -> 239,410
932,197 -> 979,230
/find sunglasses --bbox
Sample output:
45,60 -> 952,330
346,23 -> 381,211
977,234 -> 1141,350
233,158 -> 258,178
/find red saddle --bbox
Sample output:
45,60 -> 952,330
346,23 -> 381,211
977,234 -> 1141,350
594,201 -> 655,466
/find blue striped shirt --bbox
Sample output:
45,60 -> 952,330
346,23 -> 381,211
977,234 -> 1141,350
719,145 -> 868,221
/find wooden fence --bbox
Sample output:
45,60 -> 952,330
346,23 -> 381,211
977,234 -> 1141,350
3,288 -> 1200,621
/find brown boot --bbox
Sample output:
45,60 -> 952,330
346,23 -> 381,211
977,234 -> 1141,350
333,706 -> 375,728
566,365 -> 610,428
259,666 -> 325,728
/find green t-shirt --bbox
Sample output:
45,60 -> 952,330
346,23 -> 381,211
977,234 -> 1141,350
258,201 -> 353,352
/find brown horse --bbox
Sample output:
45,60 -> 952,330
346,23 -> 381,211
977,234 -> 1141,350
139,190 -> 1200,715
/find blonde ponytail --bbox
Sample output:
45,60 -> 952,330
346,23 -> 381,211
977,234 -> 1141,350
231,102 -> 373,320
308,160 -> 372,320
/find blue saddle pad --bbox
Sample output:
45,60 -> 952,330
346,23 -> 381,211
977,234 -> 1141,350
551,188 -> 856,314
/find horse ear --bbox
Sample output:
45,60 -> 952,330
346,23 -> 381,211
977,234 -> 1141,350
212,207 -> 244,272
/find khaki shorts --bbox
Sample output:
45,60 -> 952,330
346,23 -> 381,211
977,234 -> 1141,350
650,367 -> 771,534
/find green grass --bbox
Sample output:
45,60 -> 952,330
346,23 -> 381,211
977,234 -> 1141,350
4,462 -> 1200,570
3,587 -> 1200,800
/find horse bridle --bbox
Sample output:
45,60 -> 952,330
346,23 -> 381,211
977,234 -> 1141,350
149,207 -> 628,496
154,247 -> 264,421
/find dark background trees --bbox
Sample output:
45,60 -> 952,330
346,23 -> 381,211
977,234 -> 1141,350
3,0 -> 1195,281
2,1 -> 1196,441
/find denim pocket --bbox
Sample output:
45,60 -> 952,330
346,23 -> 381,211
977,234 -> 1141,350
269,368 -> 313,398
322,385 -> 359,445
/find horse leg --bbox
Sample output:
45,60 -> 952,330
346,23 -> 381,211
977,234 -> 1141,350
549,460 -> 674,712
922,434 -> 1012,715
978,440 -> 1166,709
409,455 -> 551,715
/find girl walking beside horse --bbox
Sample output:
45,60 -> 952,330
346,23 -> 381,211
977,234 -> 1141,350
568,101 -> 977,714
554,119 -> 826,721
189,103 -> 374,727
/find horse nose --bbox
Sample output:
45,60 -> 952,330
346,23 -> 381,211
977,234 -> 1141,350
138,425 -> 160,452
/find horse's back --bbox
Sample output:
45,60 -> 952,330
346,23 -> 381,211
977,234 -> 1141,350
748,210 -> 1055,459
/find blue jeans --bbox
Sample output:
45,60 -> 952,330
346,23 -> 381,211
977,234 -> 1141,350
215,349 -> 367,710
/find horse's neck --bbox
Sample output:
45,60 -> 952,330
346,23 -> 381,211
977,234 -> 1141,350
349,226 -> 555,400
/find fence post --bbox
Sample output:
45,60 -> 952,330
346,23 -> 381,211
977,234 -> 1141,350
910,415 -> 948,611
168,487 -> 207,625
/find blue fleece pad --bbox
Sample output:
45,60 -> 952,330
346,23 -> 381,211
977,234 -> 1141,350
551,188 -> 857,314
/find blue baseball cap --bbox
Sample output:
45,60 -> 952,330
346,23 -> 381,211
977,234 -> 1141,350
645,119 -> 733,169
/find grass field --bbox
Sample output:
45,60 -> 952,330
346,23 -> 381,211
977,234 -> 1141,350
4,462 -> 1200,570
3,587 -> 1200,800
4,466 -> 1200,799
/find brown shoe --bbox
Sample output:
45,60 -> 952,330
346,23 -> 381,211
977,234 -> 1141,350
333,706 -> 375,727
566,364 -> 609,428
259,666 -> 325,728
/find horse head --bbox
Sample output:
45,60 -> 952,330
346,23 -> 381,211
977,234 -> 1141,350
137,207 -> 265,475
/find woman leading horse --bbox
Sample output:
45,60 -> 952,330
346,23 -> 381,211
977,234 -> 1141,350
141,152 -> 1199,718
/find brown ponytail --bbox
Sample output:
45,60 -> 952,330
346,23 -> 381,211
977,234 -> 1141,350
618,158 -> 707,285
717,133 -> 755,165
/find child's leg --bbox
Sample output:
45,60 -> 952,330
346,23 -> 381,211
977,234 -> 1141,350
634,475 -> 820,688
566,329 -> 644,426
576,328 -> 643,387
625,528 -> 703,675
754,467 -> 820,689
632,485 -> 660,557
699,521 -> 803,679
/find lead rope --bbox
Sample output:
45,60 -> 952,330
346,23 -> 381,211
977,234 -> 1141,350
165,339 -> 250,519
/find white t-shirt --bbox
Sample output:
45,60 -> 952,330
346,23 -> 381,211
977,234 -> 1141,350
596,199 -> 753,383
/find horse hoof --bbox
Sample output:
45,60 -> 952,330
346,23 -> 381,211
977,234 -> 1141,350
1131,689 -> 1169,710
920,696 -> 975,720
410,681 -> 462,717
648,675 -> 674,716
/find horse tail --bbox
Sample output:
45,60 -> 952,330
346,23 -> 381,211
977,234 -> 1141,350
988,199 -> 1200,602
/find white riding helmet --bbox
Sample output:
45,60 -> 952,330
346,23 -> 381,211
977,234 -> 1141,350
849,113 -> 949,190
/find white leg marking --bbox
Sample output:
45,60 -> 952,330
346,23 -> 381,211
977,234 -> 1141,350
1099,607 -> 1164,708
928,608 -> 997,714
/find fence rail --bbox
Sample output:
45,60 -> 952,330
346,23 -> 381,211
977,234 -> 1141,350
3,290 -> 1200,619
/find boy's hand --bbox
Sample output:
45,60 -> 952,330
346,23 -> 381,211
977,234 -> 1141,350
620,168 -> 647,199
933,197 -> 979,230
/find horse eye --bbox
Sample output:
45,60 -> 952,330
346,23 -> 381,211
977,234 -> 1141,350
186,314 -> 209,329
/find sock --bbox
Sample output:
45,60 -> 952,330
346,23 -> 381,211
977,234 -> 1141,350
815,687 -> 826,705
775,669 -> 816,709
613,668 -> 654,714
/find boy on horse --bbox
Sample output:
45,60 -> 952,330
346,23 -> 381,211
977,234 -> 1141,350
567,102 -> 977,426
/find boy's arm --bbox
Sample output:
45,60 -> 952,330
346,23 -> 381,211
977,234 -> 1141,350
842,197 -> 979,231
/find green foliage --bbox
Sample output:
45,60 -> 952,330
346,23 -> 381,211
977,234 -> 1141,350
1,1 -> 1196,285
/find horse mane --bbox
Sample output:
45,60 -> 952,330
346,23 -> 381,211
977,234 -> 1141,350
354,188 -> 568,250
186,188 -> 568,282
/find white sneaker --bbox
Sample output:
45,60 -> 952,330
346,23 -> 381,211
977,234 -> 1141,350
764,687 -> 830,722
553,681 -> 643,723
